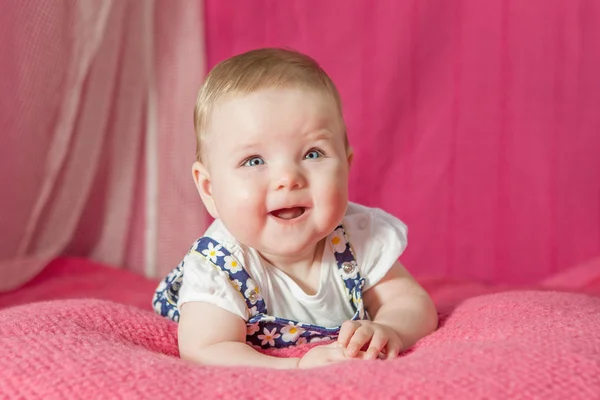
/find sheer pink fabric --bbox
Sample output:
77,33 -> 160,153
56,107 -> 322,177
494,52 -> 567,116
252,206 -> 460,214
204,0 -> 600,283
0,1 -> 207,291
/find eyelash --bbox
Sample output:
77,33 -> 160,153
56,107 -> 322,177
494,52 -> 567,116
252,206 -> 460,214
304,148 -> 325,160
241,149 -> 326,167
242,156 -> 265,167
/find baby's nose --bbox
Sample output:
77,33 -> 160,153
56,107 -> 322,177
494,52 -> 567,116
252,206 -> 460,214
273,165 -> 306,190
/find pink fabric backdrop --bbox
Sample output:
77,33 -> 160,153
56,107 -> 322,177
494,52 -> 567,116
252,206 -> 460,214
1,1 -> 599,291
0,0 -> 207,291
204,0 -> 600,284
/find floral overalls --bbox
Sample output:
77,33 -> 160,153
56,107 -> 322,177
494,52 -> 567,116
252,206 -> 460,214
152,224 -> 368,349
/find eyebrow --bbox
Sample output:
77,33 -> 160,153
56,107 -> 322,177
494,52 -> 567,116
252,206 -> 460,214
231,128 -> 335,156
231,143 -> 262,159
304,129 -> 334,142
237,129 -> 333,148
236,142 -> 260,151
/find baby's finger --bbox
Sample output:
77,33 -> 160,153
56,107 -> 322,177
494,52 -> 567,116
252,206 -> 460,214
337,320 -> 361,348
365,331 -> 389,360
384,338 -> 404,360
348,350 -> 370,361
346,325 -> 374,357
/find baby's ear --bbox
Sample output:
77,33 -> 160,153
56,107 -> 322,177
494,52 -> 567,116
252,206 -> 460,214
346,147 -> 354,167
192,161 -> 219,218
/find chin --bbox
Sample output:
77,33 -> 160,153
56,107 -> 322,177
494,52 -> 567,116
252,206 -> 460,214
263,233 -> 323,256
266,241 -> 315,257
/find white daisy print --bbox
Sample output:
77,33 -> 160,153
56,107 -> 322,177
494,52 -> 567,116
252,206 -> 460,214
244,279 -> 261,304
167,307 -> 179,322
340,261 -> 359,280
330,229 -> 347,254
249,306 -> 259,317
223,255 -> 242,273
155,279 -> 167,293
359,307 -> 366,319
257,327 -> 280,347
201,242 -> 224,263
309,336 -> 329,344
152,300 -> 163,315
280,324 -> 306,342
247,323 -> 260,336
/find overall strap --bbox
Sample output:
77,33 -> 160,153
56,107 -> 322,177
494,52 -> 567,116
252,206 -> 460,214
329,224 -> 366,316
193,237 -> 267,316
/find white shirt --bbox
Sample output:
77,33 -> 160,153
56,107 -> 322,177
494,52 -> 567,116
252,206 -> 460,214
177,202 -> 408,327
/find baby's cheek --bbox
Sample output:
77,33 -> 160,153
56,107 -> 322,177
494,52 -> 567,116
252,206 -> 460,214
213,182 -> 262,226
223,177 -> 264,206
316,186 -> 348,224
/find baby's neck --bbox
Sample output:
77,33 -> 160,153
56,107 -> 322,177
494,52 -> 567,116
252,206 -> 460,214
258,240 -> 325,293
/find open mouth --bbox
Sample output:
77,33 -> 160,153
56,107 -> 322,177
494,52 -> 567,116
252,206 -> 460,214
269,207 -> 306,220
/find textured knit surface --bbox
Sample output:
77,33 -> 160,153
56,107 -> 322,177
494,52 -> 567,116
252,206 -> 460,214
1,257 -> 599,399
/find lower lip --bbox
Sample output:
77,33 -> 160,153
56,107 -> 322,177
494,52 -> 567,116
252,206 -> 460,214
268,208 -> 310,224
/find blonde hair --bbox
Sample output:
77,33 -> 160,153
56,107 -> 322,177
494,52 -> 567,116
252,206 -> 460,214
193,48 -> 346,161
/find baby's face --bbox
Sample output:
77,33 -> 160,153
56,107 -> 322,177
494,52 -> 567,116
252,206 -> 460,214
200,88 -> 351,258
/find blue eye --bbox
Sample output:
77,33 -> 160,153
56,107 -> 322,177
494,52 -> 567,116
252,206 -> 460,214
243,156 -> 265,167
305,150 -> 323,160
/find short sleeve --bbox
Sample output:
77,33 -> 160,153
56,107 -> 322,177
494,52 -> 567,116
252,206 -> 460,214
177,251 -> 250,321
343,204 -> 408,291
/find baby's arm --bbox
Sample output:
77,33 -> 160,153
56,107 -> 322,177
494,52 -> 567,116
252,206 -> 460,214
178,301 -> 360,369
178,301 -> 299,369
338,261 -> 438,358
364,261 -> 438,348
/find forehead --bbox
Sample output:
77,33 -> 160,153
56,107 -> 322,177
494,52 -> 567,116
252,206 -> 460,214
207,88 -> 343,139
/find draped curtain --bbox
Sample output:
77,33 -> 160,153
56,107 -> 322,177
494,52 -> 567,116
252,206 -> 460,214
0,0 -> 207,291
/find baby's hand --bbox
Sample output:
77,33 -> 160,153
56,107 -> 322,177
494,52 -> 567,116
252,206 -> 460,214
337,320 -> 403,360
297,342 -> 368,369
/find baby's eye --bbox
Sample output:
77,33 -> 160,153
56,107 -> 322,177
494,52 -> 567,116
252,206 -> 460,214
243,156 -> 265,167
304,150 -> 323,160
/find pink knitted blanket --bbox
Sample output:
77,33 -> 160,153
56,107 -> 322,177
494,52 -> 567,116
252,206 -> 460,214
1,257 -> 599,399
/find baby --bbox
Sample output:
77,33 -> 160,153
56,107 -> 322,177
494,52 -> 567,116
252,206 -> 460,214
153,48 -> 438,369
